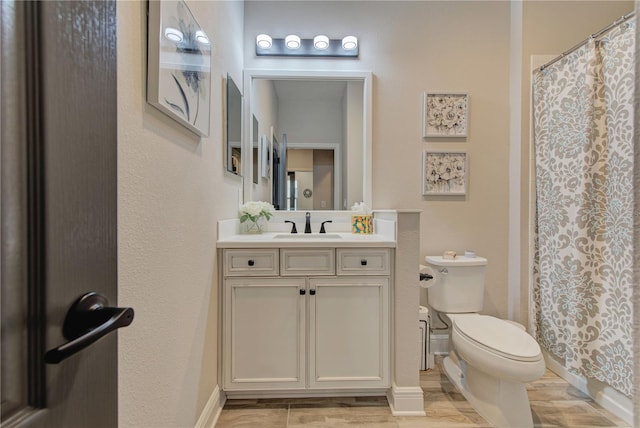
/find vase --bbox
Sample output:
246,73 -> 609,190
240,216 -> 267,234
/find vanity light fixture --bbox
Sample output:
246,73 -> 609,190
195,30 -> 210,45
164,27 -> 184,43
255,34 -> 359,57
313,35 -> 329,50
285,34 -> 301,49
256,34 -> 272,49
342,36 -> 358,50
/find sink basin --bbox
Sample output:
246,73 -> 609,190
272,233 -> 342,239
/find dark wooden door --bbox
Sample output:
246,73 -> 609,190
1,1 -> 122,427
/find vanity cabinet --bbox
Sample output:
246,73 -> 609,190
222,247 -> 390,393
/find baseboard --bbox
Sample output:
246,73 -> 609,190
543,351 -> 632,425
195,385 -> 226,428
386,384 -> 426,416
225,388 -> 387,400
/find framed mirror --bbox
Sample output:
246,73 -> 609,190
225,74 -> 242,176
244,70 -> 372,211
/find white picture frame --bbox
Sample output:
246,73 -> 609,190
422,151 -> 468,195
423,92 -> 468,138
147,0 -> 211,136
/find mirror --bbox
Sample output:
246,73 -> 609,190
244,70 -> 372,210
225,74 -> 242,176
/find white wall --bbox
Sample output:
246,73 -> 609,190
251,79 -> 278,202
117,1 -> 244,426
345,82 -> 364,209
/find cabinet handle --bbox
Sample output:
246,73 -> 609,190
299,289 -> 306,295
310,289 -> 316,296
247,259 -> 255,266
360,259 -> 368,266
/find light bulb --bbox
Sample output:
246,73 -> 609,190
256,34 -> 272,49
342,36 -> 358,50
285,34 -> 301,49
195,30 -> 210,45
314,35 -> 329,50
164,27 -> 184,43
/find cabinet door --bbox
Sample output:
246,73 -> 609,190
224,277 -> 305,390
308,277 -> 390,389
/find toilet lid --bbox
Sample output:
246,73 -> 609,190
452,315 -> 541,362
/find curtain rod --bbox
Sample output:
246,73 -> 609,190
538,11 -> 635,72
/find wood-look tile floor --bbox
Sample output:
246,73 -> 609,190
216,357 -> 630,427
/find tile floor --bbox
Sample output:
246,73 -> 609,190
216,357 -> 630,427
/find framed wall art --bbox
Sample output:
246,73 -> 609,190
422,151 -> 468,195
147,0 -> 211,136
423,92 -> 468,138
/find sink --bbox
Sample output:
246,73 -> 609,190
272,233 -> 342,239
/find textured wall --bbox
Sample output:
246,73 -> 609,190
117,1 -> 244,426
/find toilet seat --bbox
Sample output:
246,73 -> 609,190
449,314 -> 541,362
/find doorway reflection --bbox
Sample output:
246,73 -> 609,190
284,149 -> 334,211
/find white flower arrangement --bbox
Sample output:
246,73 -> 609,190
239,201 -> 275,233
424,93 -> 468,137
423,152 -> 467,195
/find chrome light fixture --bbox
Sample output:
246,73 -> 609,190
256,34 -> 272,49
255,33 -> 358,57
313,35 -> 329,50
342,36 -> 358,50
285,34 -> 301,49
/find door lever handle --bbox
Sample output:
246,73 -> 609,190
44,292 -> 134,364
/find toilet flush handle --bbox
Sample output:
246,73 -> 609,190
439,268 -> 449,275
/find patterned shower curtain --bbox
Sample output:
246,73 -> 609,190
532,19 -> 635,398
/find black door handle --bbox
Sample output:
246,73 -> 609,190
44,292 -> 134,364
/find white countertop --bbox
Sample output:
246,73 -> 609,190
217,215 -> 397,248
216,232 -> 396,248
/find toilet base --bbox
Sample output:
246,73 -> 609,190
443,352 -> 534,428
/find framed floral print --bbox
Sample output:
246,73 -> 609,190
147,0 -> 211,136
423,92 -> 468,138
422,151 -> 468,195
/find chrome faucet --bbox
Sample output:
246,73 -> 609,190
304,212 -> 312,234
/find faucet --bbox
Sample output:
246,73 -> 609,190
304,212 -> 312,234
320,220 -> 332,234
284,220 -> 297,234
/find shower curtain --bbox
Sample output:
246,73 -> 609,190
532,19 -> 635,398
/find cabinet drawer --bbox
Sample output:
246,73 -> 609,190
281,248 -> 335,276
337,248 -> 390,275
224,249 -> 279,276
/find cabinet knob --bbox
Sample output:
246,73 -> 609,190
360,259 -> 368,266
310,289 -> 316,296
299,289 -> 306,295
248,259 -> 255,266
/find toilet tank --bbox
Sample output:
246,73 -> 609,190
424,256 -> 487,313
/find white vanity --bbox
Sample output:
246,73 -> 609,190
217,214 -> 396,398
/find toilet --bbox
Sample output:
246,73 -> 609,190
424,255 -> 545,428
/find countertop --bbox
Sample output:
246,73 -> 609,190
216,232 -> 396,248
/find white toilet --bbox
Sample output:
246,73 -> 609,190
424,255 -> 545,428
